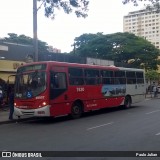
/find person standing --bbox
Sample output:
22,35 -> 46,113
152,82 -> 157,98
9,87 -> 14,120
0,86 -> 3,107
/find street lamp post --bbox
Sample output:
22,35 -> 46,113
33,0 -> 38,62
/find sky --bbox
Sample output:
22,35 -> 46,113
0,0 -> 148,53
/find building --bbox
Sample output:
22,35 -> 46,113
0,60 -> 24,84
0,41 -> 33,61
123,8 -> 160,49
0,41 -> 33,83
47,46 -> 61,53
0,41 -> 116,85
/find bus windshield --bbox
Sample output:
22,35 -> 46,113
15,71 -> 46,99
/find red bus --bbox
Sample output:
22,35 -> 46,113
14,61 -> 146,118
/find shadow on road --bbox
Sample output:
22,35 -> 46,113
19,105 -> 139,125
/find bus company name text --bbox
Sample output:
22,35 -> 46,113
2,152 -> 42,158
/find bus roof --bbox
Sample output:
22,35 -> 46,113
18,61 -> 144,72
118,67 -> 144,72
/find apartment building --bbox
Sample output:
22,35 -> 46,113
123,8 -> 160,48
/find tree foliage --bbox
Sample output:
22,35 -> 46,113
123,0 -> 160,13
37,0 -> 89,19
145,70 -> 160,85
2,33 -> 49,54
72,32 -> 160,70
122,0 -> 160,6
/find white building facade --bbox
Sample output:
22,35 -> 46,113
123,8 -> 160,49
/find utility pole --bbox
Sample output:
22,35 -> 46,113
33,0 -> 38,62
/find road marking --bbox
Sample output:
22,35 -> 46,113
146,110 -> 160,115
155,132 -> 160,136
87,122 -> 114,131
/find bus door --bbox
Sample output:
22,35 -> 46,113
49,68 -> 69,116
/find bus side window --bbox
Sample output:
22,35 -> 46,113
84,69 -> 100,85
69,68 -> 84,86
50,73 -> 59,89
114,78 -> 120,84
50,72 -> 67,99
110,78 -> 115,84
102,78 -> 111,84
50,72 -> 67,89
58,73 -> 67,89
126,71 -> 136,84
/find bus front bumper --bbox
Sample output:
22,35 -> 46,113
14,105 -> 51,117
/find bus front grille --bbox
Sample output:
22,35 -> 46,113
21,111 -> 34,115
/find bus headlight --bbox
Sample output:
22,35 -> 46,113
38,101 -> 47,108
42,102 -> 47,106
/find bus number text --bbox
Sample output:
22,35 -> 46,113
77,88 -> 85,92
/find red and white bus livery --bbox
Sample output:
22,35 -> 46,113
14,61 -> 146,118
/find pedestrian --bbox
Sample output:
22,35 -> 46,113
0,86 -> 3,107
8,87 -> 14,120
152,82 -> 157,98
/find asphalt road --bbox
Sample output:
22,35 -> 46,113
0,98 -> 160,160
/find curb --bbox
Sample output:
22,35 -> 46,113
0,117 -> 36,125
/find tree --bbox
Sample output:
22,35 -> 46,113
145,70 -> 160,85
71,33 -> 104,56
122,0 -> 160,6
2,33 -> 49,54
72,32 -> 160,70
123,0 -> 160,12
38,0 -> 89,19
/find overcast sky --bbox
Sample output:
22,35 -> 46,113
0,0 -> 147,52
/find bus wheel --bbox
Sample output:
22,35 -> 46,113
71,102 -> 82,119
124,96 -> 131,109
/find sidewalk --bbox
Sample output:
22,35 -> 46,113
145,92 -> 160,99
0,106 -> 34,125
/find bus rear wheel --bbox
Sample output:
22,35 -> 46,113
71,102 -> 82,119
123,96 -> 131,109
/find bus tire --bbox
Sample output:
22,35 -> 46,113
71,102 -> 82,119
123,96 -> 131,109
